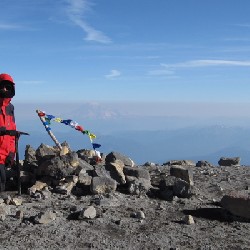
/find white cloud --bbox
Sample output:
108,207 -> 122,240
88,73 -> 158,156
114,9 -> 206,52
0,23 -> 23,30
235,23 -> 250,28
105,70 -> 121,79
162,59 -> 250,68
65,0 -> 111,44
17,80 -> 45,85
148,69 -> 175,76
149,59 -> 250,78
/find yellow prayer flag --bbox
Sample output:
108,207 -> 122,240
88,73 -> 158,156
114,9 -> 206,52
54,118 -> 62,122
89,133 -> 96,139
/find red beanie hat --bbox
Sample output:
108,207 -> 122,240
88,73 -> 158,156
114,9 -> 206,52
0,73 -> 14,83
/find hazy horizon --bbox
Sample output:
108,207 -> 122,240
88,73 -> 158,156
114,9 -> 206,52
14,101 -> 250,133
13,101 -> 250,166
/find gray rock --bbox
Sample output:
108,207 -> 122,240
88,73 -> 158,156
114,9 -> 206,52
127,177 -> 151,195
3,195 -> 12,205
10,197 -> 23,206
124,166 -> 150,180
28,181 -> 48,195
173,179 -> 192,198
164,160 -> 195,166
37,153 -> 81,179
159,175 -> 177,201
74,160 -> 94,175
159,175 -> 192,199
40,189 -> 52,199
24,145 -> 37,163
196,160 -> 213,167
183,215 -> 195,225
35,143 -> 58,161
78,206 -> 96,219
122,166 -> 152,196
143,162 -> 156,167
136,210 -> 146,219
93,161 -> 126,185
93,165 -> 112,178
78,173 -> 92,186
15,210 -> 24,221
0,205 -> 7,221
55,181 -> 75,195
159,175 -> 176,190
76,149 -> 100,165
106,160 -> 126,185
91,176 -> 117,194
218,157 -> 241,166
33,210 -> 56,224
105,152 -> 135,167
221,191 -> 250,219
170,166 -> 194,186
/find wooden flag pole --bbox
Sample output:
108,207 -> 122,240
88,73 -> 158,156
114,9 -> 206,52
36,110 -> 62,150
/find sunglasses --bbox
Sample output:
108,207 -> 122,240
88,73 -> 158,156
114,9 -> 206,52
0,84 -> 13,91
0,80 -> 14,91
0,80 -> 15,98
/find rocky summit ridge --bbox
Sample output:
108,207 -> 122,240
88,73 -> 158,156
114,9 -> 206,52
0,142 -> 250,250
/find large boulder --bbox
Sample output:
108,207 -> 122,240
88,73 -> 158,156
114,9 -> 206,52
159,175 -> 176,201
170,165 -> 194,186
35,143 -> 58,161
93,165 -> 112,179
221,191 -> 250,219
37,152 -> 85,179
23,145 -> 39,173
159,175 -> 192,200
173,179 -> 192,198
123,166 -> 150,180
123,166 -> 151,195
76,149 -> 101,164
126,176 -> 151,195
77,169 -> 92,186
105,152 -> 135,167
91,176 -> 117,194
106,160 -> 126,185
24,145 -> 37,163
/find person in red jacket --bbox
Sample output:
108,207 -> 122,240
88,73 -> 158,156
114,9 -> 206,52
0,73 -> 16,192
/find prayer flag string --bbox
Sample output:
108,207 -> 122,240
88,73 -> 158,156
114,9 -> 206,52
36,110 -> 101,150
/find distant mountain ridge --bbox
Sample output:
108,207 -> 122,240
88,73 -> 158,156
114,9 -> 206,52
18,125 -> 250,166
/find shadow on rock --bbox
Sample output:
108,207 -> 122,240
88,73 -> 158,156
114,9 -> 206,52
183,208 -> 235,222
67,211 -> 81,220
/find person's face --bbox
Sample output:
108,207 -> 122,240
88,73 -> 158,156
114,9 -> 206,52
0,80 -> 15,98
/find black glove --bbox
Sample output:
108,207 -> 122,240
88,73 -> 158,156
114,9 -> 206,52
5,152 -> 15,168
0,130 -> 18,136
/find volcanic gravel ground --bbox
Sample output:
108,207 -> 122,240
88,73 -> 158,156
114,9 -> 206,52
0,165 -> 250,250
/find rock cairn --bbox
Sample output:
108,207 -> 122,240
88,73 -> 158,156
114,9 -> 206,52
2,143 -> 250,224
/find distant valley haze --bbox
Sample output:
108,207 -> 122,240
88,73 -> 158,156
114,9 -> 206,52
14,101 -> 250,166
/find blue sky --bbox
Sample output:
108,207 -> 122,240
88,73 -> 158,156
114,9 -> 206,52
0,0 -> 250,104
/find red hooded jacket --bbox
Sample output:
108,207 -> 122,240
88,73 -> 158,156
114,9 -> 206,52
0,74 -> 16,165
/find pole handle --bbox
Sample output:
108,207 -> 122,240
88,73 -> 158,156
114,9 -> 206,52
36,110 -> 62,150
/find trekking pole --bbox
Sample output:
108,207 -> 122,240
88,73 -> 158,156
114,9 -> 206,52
36,110 -> 62,150
15,131 -> 29,195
